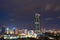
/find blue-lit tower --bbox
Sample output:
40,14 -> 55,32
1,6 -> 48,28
12,27 -> 16,34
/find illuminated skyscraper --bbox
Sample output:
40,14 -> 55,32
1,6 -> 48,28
35,13 -> 41,34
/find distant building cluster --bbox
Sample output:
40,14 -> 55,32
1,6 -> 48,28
0,13 -> 60,39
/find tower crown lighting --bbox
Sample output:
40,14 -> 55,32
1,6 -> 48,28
35,13 -> 40,16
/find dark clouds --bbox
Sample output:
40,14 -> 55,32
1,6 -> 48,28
57,16 -> 60,19
45,17 -> 54,21
0,0 -> 60,13
0,0 -> 60,30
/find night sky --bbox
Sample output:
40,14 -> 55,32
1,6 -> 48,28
0,0 -> 60,30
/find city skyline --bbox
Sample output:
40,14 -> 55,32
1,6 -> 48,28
0,0 -> 60,30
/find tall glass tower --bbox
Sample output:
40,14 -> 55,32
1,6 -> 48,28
35,13 -> 41,34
